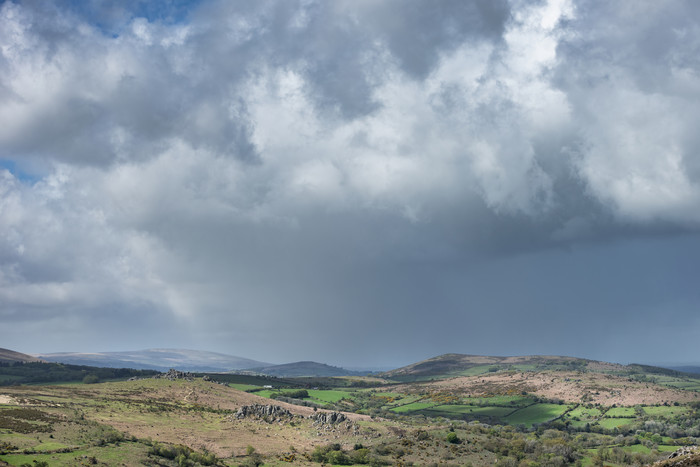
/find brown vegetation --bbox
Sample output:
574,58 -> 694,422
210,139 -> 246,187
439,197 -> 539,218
1,378 -> 374,459
389,371 -> 700,406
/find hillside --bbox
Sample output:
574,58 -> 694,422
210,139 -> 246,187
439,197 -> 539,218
3,353 -> 700,466
245,361 -> 366,377
2,370 -> 697,466
0,348 -> 44,364
379,353 -> 694,382
36,348 -> 271,372
381,353 -> 597,381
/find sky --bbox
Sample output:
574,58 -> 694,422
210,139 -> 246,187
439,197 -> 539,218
1,0 -> 699,368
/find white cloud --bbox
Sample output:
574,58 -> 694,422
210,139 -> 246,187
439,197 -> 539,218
1,0 -> 699,362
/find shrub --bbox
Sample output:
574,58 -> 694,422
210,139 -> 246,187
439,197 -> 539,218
350,448 -> 371,464
239,452 -> 263,467
327,450 -> 351,465
82,374 -> 100,384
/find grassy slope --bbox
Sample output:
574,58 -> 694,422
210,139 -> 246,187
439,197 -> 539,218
0,349 -> 43,364
2,373 -> 694,466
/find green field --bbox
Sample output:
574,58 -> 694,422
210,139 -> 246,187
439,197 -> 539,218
369,391 -> 405,398
646,375 -> 700,392
391,401 -> 440,413
598,417 -> 635,429
228,383 -> 261,391
642,405 -> 689,417
621,444 -> 678,454
252,388 -> 354,403
464,395 -> 535,407
390,395 -> 551,422
1,443 -> 152,467
605,407 -> 636,417
568,406 -> 603,419
423,404 -> 515,418
566,405 -> 603,427
503,403 -> 571,427
306,389 -> 353,403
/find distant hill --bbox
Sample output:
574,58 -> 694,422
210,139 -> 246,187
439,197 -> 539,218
245,361 -> 367,377
664,366 -> 700,375
36,349 -> 271,372
381,353 -> 595,381
380,353 -> 691,383
0,348 -> 44,364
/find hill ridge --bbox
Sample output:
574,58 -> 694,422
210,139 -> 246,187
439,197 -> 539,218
382,353 -> 618,380
0,347 -> 44,364
35,348 -> 272,372
245,360 -> 366,377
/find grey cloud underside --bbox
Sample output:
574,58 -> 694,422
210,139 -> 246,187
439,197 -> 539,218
1,0 -> 699,365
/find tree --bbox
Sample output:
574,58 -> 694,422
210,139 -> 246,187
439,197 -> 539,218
82,374 -> 99,384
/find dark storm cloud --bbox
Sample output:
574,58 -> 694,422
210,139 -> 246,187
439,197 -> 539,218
357,0 -> 510,78
1,0 -> 699,365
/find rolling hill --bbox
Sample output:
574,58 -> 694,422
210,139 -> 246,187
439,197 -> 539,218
244,361 -> 367,377
2,351 -> 700,466
380,353 -> 695,383
0,347 -> 44,364
380,353 -> 595,381
35,348 -> 271,372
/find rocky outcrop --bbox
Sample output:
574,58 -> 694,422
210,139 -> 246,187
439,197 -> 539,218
309,411 -> 360,438
235,404 -> 293,421
155,369 -> 194,381
653,446 -> 700,466
667,447 -> 699,459
310,411 -> 347,425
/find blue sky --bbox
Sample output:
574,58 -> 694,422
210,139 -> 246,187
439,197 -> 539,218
1,0 -> 699,367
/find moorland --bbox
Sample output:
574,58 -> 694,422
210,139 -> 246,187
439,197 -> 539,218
2,350 -> 700,466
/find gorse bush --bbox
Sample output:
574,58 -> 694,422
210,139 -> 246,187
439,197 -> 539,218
148,442 -> 220,466
310,443 -> 384,465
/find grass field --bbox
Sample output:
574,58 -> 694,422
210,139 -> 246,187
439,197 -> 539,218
622,444 -> 678,454
306,389 -> 353,403
422,404 -> 515,418
598,417 -> 635,429
565,405 -> 603,427
464,395 -> 535,407
1,442 -> 151,467
642,405 -> 690,417
391,401 -> 440,413
648,375 -> 700,392
568,406 -> 603,419
503,403 -> 571,427
251,387 -> 353,404
605,407 -> 636,417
